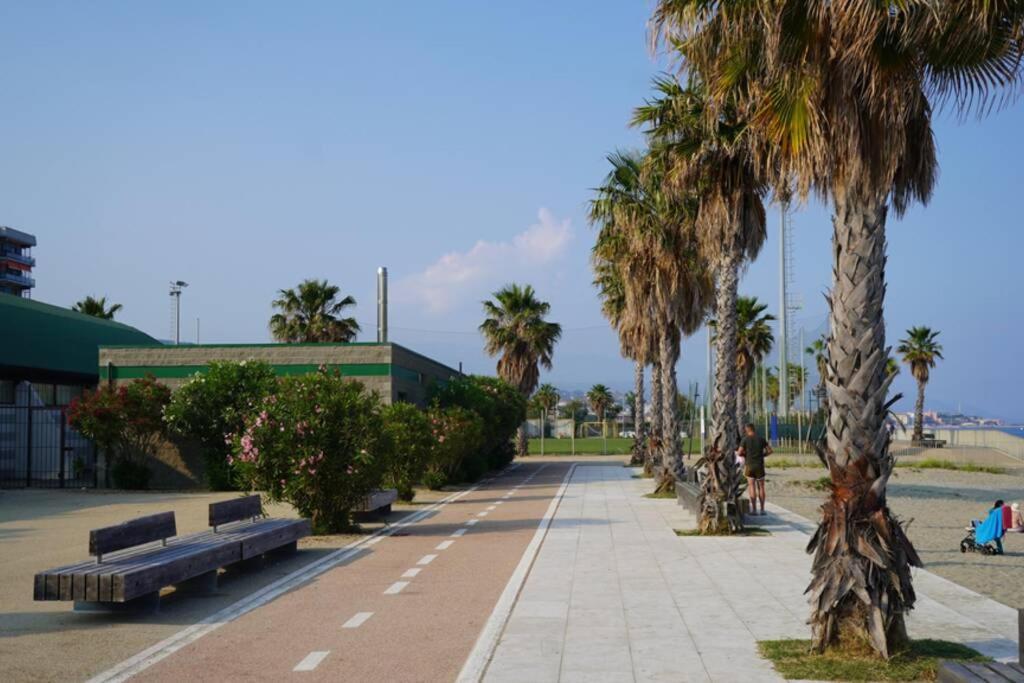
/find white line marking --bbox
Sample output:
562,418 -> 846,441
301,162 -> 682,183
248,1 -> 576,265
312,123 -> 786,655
342,612 -> 374,629
401,568 -> 421,578
383,581 -> 409,595
365,536 -> 383,546
436,540 -> 454,550
83,463 -> 516,683
451,528 -> 468,537
486,505 -> 497,511
494,501 -> 504,505
457,464 -> 567,683
293,651 -> 329,672
477,511 -> 489,517
417,554 -> 437,565
466,519 -> 480,526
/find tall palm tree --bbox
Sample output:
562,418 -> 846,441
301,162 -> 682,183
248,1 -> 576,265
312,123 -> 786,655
805,335 -> 829,415
734,296 -> 774,429
587,384 -> 614,444
650,0 -> 1021,657
885,358 -> 901,379
73,296 -> 122,320
480,283 -> 562,456
269,279 -> 360,343
590,150 -> 710,487
534,384 -> 560,424
898,327 -> 944,444
634,76 -> 767,531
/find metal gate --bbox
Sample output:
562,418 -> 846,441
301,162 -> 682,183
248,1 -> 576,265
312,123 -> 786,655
0,406 -> 97,488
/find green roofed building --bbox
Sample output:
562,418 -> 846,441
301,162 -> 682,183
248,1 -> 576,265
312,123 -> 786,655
0,294 -> 159,487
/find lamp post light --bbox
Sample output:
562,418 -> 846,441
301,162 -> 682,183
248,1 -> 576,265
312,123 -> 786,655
169,280 -> 188,345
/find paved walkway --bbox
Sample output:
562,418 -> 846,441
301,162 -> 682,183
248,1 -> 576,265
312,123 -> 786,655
480,464 -> 1019,683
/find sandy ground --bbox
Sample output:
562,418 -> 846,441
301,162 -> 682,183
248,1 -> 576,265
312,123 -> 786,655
766,454 -> 1024,610
0,486 -> 436,682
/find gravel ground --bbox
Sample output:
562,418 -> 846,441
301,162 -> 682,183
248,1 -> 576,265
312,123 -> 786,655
767,463 -> 1024,610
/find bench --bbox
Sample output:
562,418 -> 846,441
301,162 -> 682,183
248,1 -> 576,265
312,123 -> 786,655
938,608 -> 1024,681
674,468 -> 750,518
33,495 -> 310,611
917,432 -> 947,448
352,488 -> 399,521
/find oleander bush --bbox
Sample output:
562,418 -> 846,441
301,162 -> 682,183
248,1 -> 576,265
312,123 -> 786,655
67,375 -> 171,489
423,406 -> 485,489
380,401 -> 434,501
164,360 -> 277,490
231,368 -> 386,533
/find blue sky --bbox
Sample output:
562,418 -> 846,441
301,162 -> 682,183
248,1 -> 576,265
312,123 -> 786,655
2,2 -> 1021,421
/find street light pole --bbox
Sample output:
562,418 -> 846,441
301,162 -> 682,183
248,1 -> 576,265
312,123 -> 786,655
169,281 -> 188,345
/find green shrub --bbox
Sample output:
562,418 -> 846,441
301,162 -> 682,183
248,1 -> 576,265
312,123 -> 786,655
380,402 -> 434,501
429,375 -> 524,478
164,360 -> 277,490
424,406 -> 485,488
67,375 -> 170,489
232,369 -> 386,534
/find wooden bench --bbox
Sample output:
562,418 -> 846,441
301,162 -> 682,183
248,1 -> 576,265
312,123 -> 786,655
917,432 -> 948,448
352,488 -> 399,521
33,495 -> 310,611
938,609 -> 1024,681
674,468 -> 751,518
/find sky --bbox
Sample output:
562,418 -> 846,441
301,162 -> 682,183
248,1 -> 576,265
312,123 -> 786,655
1,2 -> 1021,422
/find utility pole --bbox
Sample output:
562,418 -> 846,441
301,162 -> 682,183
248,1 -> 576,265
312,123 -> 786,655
169,281 -> 188,345
195,318 -> 200,344
778,200 -> 789,419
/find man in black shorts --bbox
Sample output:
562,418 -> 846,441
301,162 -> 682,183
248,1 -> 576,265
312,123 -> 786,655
737,423 -> 772,515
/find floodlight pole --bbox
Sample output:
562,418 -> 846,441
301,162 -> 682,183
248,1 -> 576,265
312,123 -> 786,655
169,281 -> 188,345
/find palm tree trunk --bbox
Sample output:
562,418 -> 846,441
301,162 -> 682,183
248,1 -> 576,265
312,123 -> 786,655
647,360 -> 663,476
697,251 -> 744,533
631,361 -> 645,465
736,378 -> 747,434
655,331 -> 680,493
912,380 -> 926,443
807,192 -> 921,659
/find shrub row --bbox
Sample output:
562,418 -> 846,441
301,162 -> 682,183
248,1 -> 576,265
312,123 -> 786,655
68,363 -> 524,534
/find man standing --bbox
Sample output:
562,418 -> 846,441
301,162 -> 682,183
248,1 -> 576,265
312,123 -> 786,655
737,423 -> 772,515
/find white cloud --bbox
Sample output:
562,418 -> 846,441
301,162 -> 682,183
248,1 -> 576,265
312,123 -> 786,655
396,208 -> 572,313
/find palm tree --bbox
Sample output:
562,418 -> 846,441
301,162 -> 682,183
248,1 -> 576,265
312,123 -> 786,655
898,327 -> 944,444
650,0 -> 1021,657
805,335 -> 829,415
559,399 -> 586,423
634,77 -> 767,531
587,384 -> 614,449
590,150 -> 710,487
73,296 -> 122,320
534,383 -> 560,453
269,279 -> 359,343
480,284 -> 562,456
885,358 -> 901,379
733,296 -> 774,429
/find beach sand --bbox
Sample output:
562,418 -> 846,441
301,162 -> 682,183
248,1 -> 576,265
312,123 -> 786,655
767,460 -> 1024,610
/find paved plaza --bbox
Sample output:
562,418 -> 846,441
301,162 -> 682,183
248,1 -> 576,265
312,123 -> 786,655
480,464 -> 1020,683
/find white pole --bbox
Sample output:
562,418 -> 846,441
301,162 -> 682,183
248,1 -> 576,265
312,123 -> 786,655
195,317 -> 200,345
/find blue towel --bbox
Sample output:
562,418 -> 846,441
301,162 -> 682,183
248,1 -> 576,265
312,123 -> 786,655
976,508 -> 1005,545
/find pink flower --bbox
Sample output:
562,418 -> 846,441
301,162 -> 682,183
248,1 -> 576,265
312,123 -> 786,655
308,468 -> 316,475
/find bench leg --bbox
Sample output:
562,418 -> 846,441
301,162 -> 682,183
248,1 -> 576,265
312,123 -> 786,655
174,570 -> 219,596
269,541 -> 298,556
74,591 -> 160,614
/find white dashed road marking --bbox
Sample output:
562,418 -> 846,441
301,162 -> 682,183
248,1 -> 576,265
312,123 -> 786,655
383,581 -> 409,595
293,651 -> 329,672
417,554 -> 437,566
436,540 -> 454,550
401,568 -> 421,578
477,511 -> 489,517
466,519 -> 480,526
342,612 -> 374,629
451,528 -> 467,537
486,505 -> 496,511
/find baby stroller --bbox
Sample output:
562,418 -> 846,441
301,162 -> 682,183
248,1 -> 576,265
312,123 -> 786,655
960,506 -> 1004,555
960,524 -> 1000,555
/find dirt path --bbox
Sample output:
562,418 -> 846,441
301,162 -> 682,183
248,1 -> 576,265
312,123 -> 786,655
104,461 -> 570,682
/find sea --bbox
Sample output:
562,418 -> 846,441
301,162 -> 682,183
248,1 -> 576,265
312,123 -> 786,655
950,425 -> 1024,439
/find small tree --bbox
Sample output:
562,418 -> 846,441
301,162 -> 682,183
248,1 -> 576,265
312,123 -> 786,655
164,360 -> 277,490
232,369 -> 385,534
67,376 -> 171,489
380,402 -> 434,501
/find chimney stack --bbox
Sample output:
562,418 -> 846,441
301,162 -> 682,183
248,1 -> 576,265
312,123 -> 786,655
377,266 -> 388,343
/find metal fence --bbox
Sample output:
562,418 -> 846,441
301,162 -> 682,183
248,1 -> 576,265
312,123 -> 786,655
0,406 -> 97,488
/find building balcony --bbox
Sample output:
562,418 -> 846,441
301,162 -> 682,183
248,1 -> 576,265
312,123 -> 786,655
0,250 -> 35,267
0,270 -> 35,288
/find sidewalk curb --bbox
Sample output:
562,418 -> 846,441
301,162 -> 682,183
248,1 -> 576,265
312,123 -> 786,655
457,462 -> 576,683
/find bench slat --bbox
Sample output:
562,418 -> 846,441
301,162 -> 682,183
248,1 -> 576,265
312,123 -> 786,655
90,512 -> 176,557
209,496 -> 262,528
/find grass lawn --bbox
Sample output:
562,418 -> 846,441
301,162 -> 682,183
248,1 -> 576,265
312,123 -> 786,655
758,639 -> 989,681
896,458 -> 1006,475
